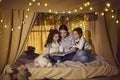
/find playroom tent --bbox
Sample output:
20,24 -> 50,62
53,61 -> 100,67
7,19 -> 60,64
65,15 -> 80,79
0,0 -> 120,74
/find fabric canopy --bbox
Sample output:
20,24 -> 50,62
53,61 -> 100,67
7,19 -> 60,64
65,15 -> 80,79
0,4 -> 120,74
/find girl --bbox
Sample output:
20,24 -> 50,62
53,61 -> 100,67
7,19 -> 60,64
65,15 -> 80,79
34,29 -> 63,67
72,27 -> 95,63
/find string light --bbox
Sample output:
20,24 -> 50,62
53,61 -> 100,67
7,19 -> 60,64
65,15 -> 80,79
112,15 -> 115,18
105,8 -> 108,11
37,2 -> 40,6
89,7 -> 93,11
63,11 -> 65,14
32,0 -> 36,2
80,7 -> 83,10
11,28 -> 14,31
25,15 -> 28,18
116,20 -> 119,24
0,0 -> 2,2
27,8 -> 30,11
18,26 -> 21,29
87,2 -> 90,6
101,12 -> 104,16
95,12 -> 98,15
55,11 -> 58,14
74,9 -> 77,12
111,10 -> 114,12
0,19 -> 3,22
44,3 -> 48,6
49,9 -> 51,13
4,25 -> 7,28
68,11 -> 71,14
29,2 -> 32,6
106,3 -> 111,7
22,21 -> 25,24
84,3 -> 88,7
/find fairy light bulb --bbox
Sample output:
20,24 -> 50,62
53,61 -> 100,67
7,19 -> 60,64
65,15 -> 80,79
27,8 -> 30,11
80,7 -> 83,10
29,2 -> 32,6
55,11 -> 58,14
37,2 -> 40,6
44,3 -> 48,6
25,15 -> 28,18
32,0 -> 35,2
18,26 -> 21,29
111,10 -> 114,12
112,15 -> 115,18
4,25 -> 7,28
11,28 -> 14,31
0,19 -> 3,22
101,12 -> 104,16
90,7 -> 93,11
116,20 -> 119,24
106,3 -> 110,7
0,0 -> 2,2
49,9 -> 51,13
74,9 -> 77,12
84,3 -> 88,7
95,12 -> 98,15
63,11 -> 65,14
87,2 -> 90,6
105,8 -> 108,11
68,11 -> 71,14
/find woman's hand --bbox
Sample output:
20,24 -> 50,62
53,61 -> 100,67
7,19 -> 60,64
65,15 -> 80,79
67,45 -> 73,49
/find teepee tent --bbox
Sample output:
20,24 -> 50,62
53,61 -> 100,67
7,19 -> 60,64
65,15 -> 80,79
0,0 -> 120,78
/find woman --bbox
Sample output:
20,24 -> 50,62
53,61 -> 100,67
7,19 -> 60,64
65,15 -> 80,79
71,27 -> 95,63
59,24 -> 77,61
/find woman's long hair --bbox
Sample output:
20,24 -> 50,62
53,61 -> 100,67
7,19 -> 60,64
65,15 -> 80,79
45,29 -> 61,47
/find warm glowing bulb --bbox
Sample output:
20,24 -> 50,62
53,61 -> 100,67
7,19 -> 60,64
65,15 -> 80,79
0,0 -> 2,2
55,11 -> 58,14
0,19 -> 3,22
87,2 -> 90,5
95,12 -> 98,15
111,10 -> 114,12
27,8 -> 30,11
84,3 -> 88,7
18,26 -> 21,29
116,20 -> 119,24
105,8 -> 108,11
22,21 -> 25,24
80,7 -> 83,10
106,3 -> 110,7
68,11 -> 71,14
26,15 -> 28,18
90,7 -> 93,10
63,11 -> 65,14
49,9 -> 51,13
29,2 -> 32,6
4,25 -> 7,28
32,0 -> 35,2
37,2 -> 40,5
101,12 -> 104,16
112,15 -> 115,18
11,28 -> 14,31
44,3 -> 48,6
74,9 -> 77,12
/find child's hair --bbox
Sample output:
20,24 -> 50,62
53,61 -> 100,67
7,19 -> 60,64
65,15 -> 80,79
59,24 -> 69,36
45,29 -> 61,47
73,27 -> 83,36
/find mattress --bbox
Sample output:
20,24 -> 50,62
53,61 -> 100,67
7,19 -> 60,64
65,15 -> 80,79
25,56 -> 118,80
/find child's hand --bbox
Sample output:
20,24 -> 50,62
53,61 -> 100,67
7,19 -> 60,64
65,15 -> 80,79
67,45 -> 73,49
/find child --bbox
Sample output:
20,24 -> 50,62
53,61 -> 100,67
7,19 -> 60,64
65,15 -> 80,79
34,29 -> 63,67
71,27 -> 95,63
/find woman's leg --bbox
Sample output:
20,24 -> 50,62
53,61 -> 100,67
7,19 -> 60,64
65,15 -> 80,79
49,56 -> 62,64
61,52 -> 75,62
72,50 -> 95,63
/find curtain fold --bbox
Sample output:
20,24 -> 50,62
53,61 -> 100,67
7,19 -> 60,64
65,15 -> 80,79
0,9 -> 37,73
